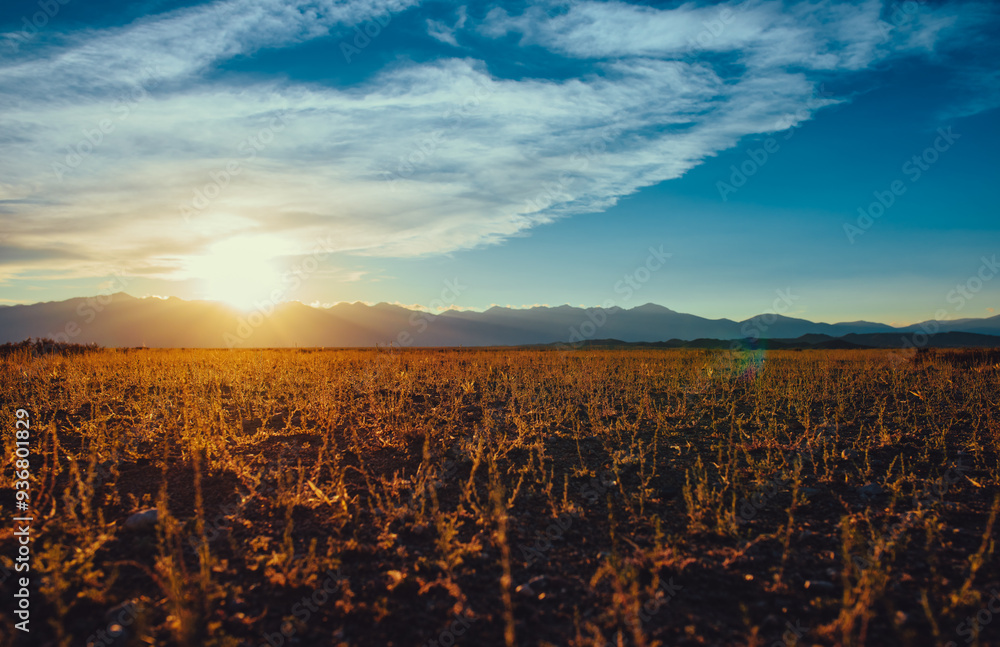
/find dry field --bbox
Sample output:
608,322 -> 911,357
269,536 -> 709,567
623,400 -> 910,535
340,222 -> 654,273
1,345 -> 999,646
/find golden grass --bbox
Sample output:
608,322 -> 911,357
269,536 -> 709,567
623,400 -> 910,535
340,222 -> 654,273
0,346 -> 997,646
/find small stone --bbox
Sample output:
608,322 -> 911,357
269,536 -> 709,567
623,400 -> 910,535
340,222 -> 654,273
105,599 -> 140,622
102,598 -> 141,642
858,483 -> 883,497
515,575 -> 546,596
124,509 -> 158,531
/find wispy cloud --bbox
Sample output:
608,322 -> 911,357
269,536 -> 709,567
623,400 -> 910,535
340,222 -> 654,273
0,0 -> 993,291
427,5 -> 467,46
480,0 -> 895,68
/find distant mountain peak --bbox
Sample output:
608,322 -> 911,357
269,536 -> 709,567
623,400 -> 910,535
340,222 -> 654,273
631,302 -> 675,313
2,293 -> 999,348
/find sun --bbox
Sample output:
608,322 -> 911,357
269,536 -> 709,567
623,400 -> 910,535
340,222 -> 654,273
190,237 -> 284,310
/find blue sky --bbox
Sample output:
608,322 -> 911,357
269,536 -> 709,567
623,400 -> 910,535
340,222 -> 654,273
0,0 -> 997,325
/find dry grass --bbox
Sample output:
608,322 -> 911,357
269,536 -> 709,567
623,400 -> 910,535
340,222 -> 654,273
1,346 -> 998,646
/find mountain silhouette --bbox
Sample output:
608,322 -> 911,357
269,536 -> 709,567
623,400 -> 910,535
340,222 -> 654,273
1,293 -> 998,348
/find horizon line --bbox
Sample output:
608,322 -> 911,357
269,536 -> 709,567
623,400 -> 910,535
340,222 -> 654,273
2,290 -> 993,330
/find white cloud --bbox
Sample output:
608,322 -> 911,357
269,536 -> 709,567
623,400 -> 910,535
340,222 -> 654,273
479,0 -> 974,71
0,0 -> 419,100
341,270 -> 368,282
0,0 -> 991,288
427,6 -> 467,46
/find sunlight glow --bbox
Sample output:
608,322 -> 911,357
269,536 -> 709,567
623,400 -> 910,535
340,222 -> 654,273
189,237 -> 283,310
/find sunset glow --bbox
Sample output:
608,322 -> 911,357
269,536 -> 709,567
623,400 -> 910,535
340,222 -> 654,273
188,237 -> 284,310
0,0 -> 996,323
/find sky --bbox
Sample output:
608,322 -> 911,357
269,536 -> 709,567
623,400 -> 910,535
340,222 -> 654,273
0,0 -> 997,326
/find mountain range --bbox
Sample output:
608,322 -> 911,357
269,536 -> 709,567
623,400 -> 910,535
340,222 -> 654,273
1,293 -> 999,348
